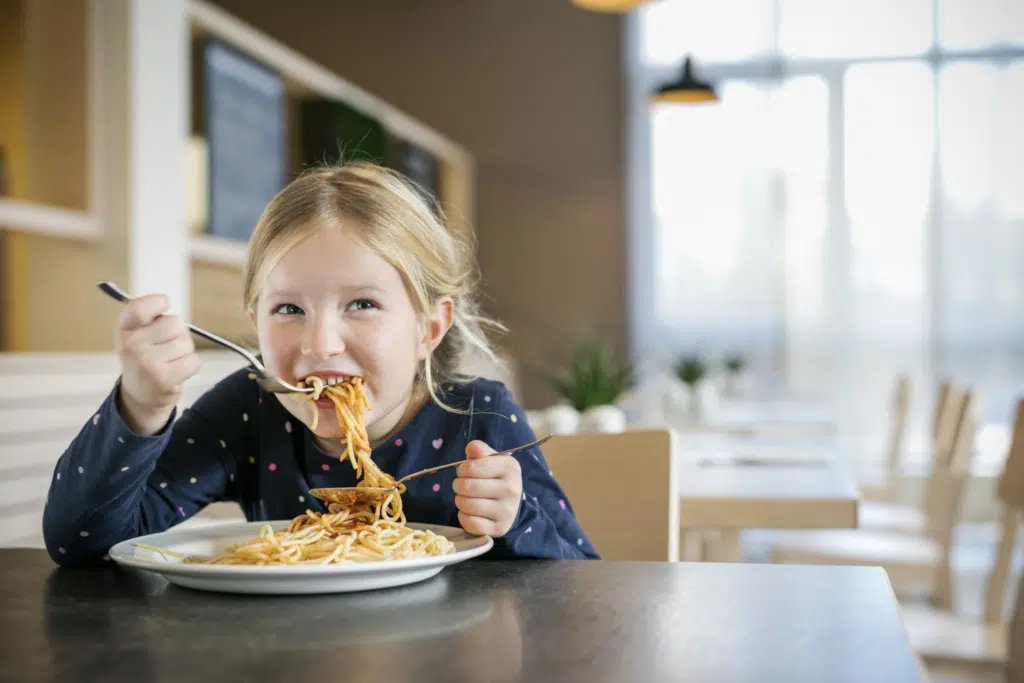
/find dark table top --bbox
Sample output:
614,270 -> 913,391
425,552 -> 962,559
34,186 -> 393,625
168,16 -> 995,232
0,549 -> 925,683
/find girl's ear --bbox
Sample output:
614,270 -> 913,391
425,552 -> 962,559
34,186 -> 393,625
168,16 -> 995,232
418,297 -> 454,360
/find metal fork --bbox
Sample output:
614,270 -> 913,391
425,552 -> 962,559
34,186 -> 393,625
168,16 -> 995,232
96,281 -> 313,394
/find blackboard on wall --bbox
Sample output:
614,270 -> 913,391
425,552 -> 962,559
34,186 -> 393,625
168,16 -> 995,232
389,138 -> 441,209
203,39 -> 287,242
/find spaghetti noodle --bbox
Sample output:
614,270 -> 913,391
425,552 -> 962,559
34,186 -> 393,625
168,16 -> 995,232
189,376 -> 455,566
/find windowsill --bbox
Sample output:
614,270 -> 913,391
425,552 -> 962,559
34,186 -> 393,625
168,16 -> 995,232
189,234 -> 247,267
0,199 -> 100,241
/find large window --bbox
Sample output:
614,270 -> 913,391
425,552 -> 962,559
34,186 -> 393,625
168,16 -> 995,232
631,0 -> 1024,472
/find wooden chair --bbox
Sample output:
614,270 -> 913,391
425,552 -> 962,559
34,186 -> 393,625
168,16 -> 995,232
859,374 -> 913,502
771,389 -> 981,609
899,398 -> 1024,673
544,429 -> 679,561
859,382 -> 966,536
0,352 -> 247,547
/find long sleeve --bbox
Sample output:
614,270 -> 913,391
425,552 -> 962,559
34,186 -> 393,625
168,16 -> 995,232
42,370 -> 253,567
475,385 -> 599,560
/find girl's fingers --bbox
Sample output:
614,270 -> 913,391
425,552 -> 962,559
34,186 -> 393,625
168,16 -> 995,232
458,512 -> 501,537
452,477 -> 514,500
456,454 -> 519,480
454,495 -> 506,521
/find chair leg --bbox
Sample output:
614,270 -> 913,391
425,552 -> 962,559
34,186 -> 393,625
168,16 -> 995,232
706,529 -> 743,562
932,562 -> 955,611
681,529 -> 706,562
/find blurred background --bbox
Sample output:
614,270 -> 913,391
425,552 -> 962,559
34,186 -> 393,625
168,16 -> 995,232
0,0 -> 1021,483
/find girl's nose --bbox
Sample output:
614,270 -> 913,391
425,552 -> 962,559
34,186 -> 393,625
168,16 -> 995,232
301,315 -> 345,361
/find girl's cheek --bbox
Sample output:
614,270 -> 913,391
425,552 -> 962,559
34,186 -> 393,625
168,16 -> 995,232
259,328 -> 295,378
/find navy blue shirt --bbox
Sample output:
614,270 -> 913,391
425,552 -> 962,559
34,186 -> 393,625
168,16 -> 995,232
42,370 -> 598,566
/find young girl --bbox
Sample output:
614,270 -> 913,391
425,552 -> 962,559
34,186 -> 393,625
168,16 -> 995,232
43,162 -> 598,565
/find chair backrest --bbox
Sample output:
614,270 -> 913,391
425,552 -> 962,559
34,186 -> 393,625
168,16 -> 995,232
921,383 -> 967,518
987,399 -> 1024,626
544,429 -> 679,561
932,383 -> 967,466
884,375 -> 913,486
0,351 -> 247,547
929,389 -> 981,542
922,389 -> 982,609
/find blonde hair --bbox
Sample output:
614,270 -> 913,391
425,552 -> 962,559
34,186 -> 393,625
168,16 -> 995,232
242,161 -> 505,409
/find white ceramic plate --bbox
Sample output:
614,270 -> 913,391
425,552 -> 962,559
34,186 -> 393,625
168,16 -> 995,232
108,521 -> 494,595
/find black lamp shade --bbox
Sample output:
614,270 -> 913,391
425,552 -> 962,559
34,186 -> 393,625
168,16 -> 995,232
653,57 -> 718,104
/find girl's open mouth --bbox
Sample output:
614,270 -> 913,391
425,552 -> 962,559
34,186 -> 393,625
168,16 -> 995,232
298,374 -> 356,409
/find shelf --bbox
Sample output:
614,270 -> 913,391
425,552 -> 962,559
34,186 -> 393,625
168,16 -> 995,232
190,234 -> 247,267
0,199 -> 99,240
187,0 -> 472,169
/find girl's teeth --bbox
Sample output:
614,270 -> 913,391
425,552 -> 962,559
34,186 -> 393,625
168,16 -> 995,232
303,375 -> 347,386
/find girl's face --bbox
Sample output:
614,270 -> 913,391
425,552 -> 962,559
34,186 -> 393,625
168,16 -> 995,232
251,223 -> 452,444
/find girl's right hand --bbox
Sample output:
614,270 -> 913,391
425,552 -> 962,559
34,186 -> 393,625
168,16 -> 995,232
114,294 -> 201,436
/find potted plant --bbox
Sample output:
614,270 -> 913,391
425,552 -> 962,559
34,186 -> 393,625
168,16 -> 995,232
722,353 -> 751,398
671,353 -> 718,420
545,340 -> 631,433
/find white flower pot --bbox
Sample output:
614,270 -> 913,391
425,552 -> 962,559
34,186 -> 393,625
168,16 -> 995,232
662,377 -> 691,419
688,380 -> 720,420
543,404 -> 581,435
723,371 -> 753,398
524,410 -> 548,433
579,404 -> 627,433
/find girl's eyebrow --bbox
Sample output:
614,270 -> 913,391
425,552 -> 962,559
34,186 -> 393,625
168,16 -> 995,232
263,284 -> 388,299
350,284 -> 387,297
262,287 -> 299,299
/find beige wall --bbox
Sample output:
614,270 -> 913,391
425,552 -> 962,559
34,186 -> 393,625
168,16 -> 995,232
211,0 -> 628,407
0,0 -> 117,352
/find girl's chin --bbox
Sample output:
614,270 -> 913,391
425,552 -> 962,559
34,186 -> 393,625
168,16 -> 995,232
310,423 -> 346,441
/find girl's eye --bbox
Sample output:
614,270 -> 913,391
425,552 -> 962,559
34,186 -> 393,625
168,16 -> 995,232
348,299 -> 377,312
273,303 -> 304,316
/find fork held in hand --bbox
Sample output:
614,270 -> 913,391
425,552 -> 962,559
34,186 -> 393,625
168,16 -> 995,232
96,281 -> 313,394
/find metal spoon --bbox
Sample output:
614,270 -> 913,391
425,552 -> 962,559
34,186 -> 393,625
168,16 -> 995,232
309,433 -> 554,507
96,280 -> 313,394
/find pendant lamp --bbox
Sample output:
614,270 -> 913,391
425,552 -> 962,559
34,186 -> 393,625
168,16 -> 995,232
652,56 -> 718,104
570,0 -> 646,12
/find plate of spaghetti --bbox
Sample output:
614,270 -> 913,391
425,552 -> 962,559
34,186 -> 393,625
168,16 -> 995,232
108,376 -> 493,595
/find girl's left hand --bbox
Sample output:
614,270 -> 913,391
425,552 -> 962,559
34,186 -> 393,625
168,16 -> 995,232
453,440 -> 523,537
